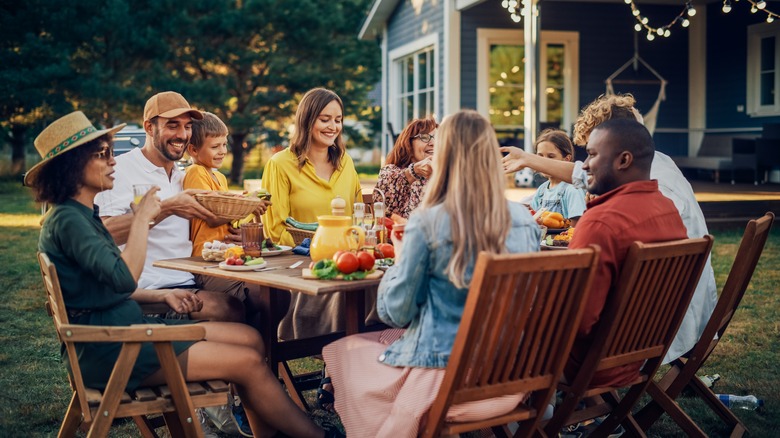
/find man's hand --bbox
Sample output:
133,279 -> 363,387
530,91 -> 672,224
252,199 -> 271,217
161,189 -> 217,221
163,289 -> 204,314
500,146 -> 530,173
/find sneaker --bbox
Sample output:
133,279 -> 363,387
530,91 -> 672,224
559,417 -> 625,438
204,404 -> 240,436
197,408 -> 221,438
231,400 -> 254,437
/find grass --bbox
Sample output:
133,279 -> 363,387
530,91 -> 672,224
0,178 -> 777,436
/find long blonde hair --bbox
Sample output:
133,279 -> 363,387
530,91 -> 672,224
421,110 -> 510,288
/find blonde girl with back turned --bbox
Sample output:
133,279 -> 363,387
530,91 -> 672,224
321,110 -> 541,437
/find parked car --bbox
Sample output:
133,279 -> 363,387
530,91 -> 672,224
113,125 -> 192,170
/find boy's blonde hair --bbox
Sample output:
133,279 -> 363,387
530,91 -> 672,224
190,112 -> 229,150
572,93 -> 639,146
421,110 -> 510,288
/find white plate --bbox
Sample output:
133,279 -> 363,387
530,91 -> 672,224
261,245 -> 293,256
218,261 -> 267,271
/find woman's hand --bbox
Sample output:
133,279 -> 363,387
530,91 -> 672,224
253,199 -> 271,217
500,146 -> 530,173
413,157 -> 433,179
132,186 -> 162,224
163,289 -> 203,314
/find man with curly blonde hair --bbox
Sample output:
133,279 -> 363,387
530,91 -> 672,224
502,93 -> 717,364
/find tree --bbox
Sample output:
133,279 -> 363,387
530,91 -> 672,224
156,0 -> 381,183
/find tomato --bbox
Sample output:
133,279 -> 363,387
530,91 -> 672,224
335,252 -> 359,274
383,217 -> 395,232
226,257 -> 236,265
309,261 -> 317,270
376,243 -> 395,259
332,250 -> 346,262
356,251 -> 375,271
234,258 -> 245,266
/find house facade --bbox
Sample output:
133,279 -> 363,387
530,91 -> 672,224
360,0 -> 780,173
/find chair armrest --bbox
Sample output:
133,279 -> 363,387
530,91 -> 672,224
58,323 -> 206,343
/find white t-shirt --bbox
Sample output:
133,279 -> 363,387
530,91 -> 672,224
572,150 -> 718,363
95,148 -> 195,289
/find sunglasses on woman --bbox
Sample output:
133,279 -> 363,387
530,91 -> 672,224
92,146 -> 114,161
412,133 -> 435,144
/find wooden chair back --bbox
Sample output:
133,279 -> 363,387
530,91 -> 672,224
422,246 -> 601,438
38,252 -> 228,437
544,236 -> 713,436
634,212 -> 774,436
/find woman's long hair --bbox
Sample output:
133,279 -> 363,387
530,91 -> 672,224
420,110 -> 510,288
289,88 -> 345,170
386,116 -> 438,168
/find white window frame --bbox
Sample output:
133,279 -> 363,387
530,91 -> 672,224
477,29 -> 579,134
747,23 -> 780,117
388,33 -> 439,133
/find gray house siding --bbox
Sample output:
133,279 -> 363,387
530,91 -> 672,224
459,1 -> 689,155
386,0 -> 445,119
707,4 -> 780,129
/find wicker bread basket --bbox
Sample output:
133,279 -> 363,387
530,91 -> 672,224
194,193 -> 263,220
285,226 -> 315,246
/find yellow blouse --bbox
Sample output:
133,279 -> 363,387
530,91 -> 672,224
262,148 -> 362,246
183,164 -> 229,256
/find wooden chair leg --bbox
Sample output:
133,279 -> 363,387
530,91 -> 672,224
57,392 -> 83,438
689,378 -> 746,436
132,415 -> 161,438
163,411 -> 189,438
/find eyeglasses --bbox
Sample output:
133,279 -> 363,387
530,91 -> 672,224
412,133 -> 435,144
92,146 -> 114,161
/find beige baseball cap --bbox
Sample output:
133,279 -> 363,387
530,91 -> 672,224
143,91 -> 203,122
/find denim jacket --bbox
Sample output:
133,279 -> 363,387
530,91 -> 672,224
376,201 -> 541,368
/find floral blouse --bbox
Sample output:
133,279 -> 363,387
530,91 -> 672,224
375,163 -> 428,219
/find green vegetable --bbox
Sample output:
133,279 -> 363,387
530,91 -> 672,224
312,259 -> 338,279
342,270 -> 368,281
245,257 -> 265,266
285,217 -> 319,231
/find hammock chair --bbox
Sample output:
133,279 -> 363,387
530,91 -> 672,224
604,36 -> 667,134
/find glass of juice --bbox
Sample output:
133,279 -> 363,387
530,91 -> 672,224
241,223 -> 264,258
132,184 -> 156,205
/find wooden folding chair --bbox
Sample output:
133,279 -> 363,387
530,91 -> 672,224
38,252 -> 229,438
542,236 -> 714,438
421,246 -> 601,438
633,212 -> 775,437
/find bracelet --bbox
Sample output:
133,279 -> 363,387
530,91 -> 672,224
408,163 -> 424,180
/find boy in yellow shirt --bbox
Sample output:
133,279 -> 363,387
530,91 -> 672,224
183,112 -> 267,256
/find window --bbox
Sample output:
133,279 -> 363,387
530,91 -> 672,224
389,34 -> 438,131
748,23 -> 780,116
477,29 -> 579,136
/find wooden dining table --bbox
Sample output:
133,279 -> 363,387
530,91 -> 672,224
153,253 -> 384,410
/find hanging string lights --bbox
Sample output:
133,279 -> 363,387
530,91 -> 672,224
725,0 -> 780,23
625,0 -> 694,41
501,0 -> 530,23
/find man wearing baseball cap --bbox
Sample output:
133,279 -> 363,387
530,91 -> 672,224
95,91 -> 244,323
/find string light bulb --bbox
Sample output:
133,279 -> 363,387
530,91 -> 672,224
723,0 -> 732,13
757,0 -> 766,9
768,15 -> 775,22
627,1 -> 693,41
687,2 -> 697,16
745,0 -> 780,21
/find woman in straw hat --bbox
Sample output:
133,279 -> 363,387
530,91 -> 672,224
29,111 -> 340,438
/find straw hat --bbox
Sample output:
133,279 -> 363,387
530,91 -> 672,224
143,91 -> 203,122
23,111 -> 126,187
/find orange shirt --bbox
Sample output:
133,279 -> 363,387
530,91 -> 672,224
183,164 -> 229,256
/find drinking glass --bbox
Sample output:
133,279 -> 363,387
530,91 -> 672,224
132,184 -> 156,225
363,212 -> 374,232
241,223 -> 264,258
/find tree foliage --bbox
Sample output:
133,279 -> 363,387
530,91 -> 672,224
1,0 -> 380,182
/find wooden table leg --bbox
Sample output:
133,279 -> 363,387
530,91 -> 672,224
257,286 -> 287,378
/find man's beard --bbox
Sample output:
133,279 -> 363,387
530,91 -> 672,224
153,129 -> 186,162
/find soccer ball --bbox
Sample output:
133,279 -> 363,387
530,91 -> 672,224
514,168 -> 535,188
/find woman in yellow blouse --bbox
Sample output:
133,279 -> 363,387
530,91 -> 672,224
262,88 -> 364,339
262,88 -> 363,247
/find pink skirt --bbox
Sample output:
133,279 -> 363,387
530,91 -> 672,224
322,329 -> 525,438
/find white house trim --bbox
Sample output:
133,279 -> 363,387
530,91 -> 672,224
359,0 -> 401,41
689,6 -> 706,156
747,22 -> 780,118
381,27 -> 389,163
476,28 -> 580,135
444,0 -> 461,116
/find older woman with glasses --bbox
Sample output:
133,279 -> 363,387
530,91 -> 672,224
375,116 -> 438,219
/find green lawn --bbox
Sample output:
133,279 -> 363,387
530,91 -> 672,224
0,178 -> 777,437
